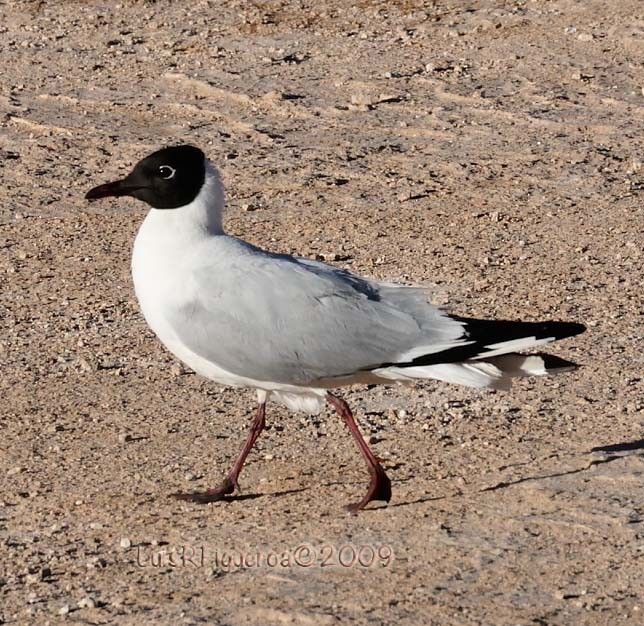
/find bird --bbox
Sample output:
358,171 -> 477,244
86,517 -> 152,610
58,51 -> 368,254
85,145 -> 585,513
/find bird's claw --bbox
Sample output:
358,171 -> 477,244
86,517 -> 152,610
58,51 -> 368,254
170,476 -> 236,504
345,464 -> 392,514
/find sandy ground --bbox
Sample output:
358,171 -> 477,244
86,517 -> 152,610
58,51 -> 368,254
1,0 -> 643,624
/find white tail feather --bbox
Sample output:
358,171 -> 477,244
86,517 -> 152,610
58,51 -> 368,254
374,353 -> 576,391
472,336 -> 555,359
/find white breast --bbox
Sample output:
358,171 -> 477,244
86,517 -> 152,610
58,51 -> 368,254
131,162 -> 220,326
130,162 -> 233,376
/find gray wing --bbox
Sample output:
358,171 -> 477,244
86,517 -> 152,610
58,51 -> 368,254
166,237 -> 465,385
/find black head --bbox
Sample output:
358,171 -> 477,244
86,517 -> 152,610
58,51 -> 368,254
85,145 -> 206,209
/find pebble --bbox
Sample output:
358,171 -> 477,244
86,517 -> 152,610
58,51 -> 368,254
316,252 -> 343,262
77,358 -> 93,373
119,537 -> 131,549
577,33 -> 594,42
58,604 -> 71,615
78,596 -> 96,609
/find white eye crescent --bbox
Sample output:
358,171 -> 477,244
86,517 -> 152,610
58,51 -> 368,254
158,165 -> 176,179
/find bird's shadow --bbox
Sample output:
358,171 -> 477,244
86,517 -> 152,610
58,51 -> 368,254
590,438 -> 644,455
220,486 -> 309,502
386,493 -> 454,509
162,439 -> 644,509
227,473 -> 454,510
480,437 -> 644,493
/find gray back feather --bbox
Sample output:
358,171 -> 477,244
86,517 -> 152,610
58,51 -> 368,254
166,236 -> 464,385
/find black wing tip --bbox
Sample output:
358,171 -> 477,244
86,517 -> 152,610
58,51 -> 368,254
546,321 -> 586,340
452,317 -> 587,341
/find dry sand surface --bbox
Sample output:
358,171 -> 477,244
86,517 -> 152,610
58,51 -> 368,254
1,0 -> 643,624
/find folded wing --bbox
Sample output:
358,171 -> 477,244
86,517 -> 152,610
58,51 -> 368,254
165,238 -> 465,385
166,237 -> 584,388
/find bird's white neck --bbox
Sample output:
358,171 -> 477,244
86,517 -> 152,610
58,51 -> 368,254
142,160 -> 226,238
196,161 -> 226,235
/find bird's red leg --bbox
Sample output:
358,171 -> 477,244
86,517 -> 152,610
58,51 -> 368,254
172,402 -> 266,504
326,392 -> 392,513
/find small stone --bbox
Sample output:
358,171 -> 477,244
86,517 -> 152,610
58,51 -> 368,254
241,203 -> 257,211
58,604 -> 71,615
78,596 -> 96,609
577,33 -> 593,42
119,537 -> 131,549
7,466 -> 22,476
350,93 -> 373,106
77,358 -> 93,373
316,252 -> 341,262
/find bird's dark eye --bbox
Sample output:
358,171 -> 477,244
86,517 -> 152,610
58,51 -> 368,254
158,165 -> 176,180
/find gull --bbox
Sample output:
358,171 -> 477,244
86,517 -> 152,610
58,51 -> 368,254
86,145 -> 585,512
